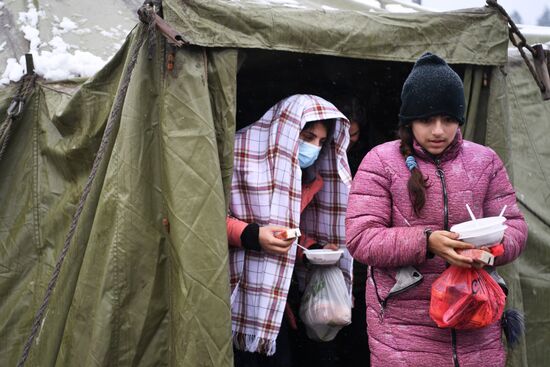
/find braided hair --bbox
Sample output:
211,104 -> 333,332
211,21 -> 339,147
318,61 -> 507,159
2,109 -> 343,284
398,125 -> 428,216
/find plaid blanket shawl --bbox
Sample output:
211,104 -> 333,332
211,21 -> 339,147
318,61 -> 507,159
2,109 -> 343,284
229,94 -> 353,355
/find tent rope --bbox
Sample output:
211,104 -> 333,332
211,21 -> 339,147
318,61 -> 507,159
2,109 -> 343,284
15,6 -> 157,367
486,0 -> 546,93
0,73 -> 37,164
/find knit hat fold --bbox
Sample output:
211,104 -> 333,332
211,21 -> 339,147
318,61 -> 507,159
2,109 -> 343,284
399,52 -> 465,125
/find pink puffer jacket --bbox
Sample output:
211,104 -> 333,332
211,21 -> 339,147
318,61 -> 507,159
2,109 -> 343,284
346,131 -> 527,367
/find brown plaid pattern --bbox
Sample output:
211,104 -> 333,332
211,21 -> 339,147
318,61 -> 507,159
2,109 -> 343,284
229,95 -> 352,355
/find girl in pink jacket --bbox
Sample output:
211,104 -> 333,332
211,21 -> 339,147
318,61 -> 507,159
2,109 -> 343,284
346,53 -> 527,367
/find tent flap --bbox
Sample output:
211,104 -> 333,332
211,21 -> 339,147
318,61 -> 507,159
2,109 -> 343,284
164,0 -> 509,65
0,27 -> 233,366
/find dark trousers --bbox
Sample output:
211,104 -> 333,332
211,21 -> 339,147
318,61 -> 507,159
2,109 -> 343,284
233,313 -> 294,367
233,283 -> 370,367
293,291 -> 370,367
339,291 -> 370,367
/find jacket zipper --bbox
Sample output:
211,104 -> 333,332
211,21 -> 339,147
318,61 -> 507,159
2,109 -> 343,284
434,159 -> 449,231
370,267 -> 423,323
451,329 -> 459,367
434,158 -> 460,367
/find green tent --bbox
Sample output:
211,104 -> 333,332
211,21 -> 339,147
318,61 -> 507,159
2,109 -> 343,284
501,45 -> 550,367
0,1 -> 548,366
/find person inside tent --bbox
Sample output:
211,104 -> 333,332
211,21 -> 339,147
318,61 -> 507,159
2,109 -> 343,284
336,98 -> 371,367
298,97 -> 371,367
343,99 -> 369,177
227,94 -> 353,366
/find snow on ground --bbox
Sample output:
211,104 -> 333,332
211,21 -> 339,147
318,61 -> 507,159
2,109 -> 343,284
0,1 -> 124,86
52,17 -> 78,36
517,24 -> 550,36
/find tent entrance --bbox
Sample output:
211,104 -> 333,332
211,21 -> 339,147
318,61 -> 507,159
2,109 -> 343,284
235,48 -> 466,151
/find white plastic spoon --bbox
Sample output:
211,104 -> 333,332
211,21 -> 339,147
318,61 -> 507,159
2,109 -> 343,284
296,243 -> 309,252
466,204 -> 478,225
499,205 -> 508,217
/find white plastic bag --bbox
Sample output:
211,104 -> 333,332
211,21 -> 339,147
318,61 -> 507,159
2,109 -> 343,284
299,265 -> 352,341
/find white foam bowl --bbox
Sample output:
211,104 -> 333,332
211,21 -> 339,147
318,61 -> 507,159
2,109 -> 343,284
459,225 -> 507,247
450,216 -> 506,235
305,249 -> 344,265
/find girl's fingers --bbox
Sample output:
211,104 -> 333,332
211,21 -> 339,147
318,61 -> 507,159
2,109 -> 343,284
431,239 -> 471,254
267,233 -> 294,248
271,239 -> 294,248
444,231 -> 460,240
265,244 -> 290,255
266,225 -> 290,233
323,243 -> 339,251
450,241 -> 474,250
445,251 -> 473,268
447,251 -> 474,265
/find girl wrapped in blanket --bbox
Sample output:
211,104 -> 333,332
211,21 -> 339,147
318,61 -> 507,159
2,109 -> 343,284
227,94 -> 353,366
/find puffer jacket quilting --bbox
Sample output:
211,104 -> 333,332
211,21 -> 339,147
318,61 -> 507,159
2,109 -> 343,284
346,131 -> 527,367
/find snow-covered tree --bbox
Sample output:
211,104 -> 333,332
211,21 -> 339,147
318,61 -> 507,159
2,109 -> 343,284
510,10 -> 523,24
538,6 -> 550,26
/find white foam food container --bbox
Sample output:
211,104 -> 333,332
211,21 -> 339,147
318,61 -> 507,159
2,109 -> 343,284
450,216 -> 506,235
459,225 -> 507,247
305,249 -> 344,265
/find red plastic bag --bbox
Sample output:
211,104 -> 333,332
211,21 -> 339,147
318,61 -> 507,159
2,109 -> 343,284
430,266 -> 506,329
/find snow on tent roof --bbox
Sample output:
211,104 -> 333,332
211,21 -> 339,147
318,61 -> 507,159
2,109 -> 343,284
0,0 -> 140,85
1,0 -> 507,85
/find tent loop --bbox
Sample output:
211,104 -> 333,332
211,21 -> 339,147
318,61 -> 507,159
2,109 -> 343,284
0,71 -> 37,164
138,1 -> 188,48
138,1 -> 188,68
486,0 -> 550,99
531,44 -> 550,100
15,20 -> 151,367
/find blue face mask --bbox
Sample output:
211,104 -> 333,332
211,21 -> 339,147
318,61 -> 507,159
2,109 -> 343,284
298,140 -> 322,168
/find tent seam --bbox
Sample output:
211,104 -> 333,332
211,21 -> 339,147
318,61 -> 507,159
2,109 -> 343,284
112,146 -> 122,366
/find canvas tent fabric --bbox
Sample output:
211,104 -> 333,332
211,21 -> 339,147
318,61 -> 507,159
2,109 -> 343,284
0,25 -> 237,366
0,1 -> 548,366
498,46 -> 550,367
164,0 -> 508,65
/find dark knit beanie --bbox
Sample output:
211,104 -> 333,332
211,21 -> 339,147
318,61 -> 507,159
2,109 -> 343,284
399,52 -> 465,125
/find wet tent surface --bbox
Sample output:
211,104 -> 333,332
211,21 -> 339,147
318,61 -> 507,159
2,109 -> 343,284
1,1 -> 549,366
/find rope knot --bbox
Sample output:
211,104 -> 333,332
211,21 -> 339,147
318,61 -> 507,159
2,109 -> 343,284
137,3 -> 156,24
